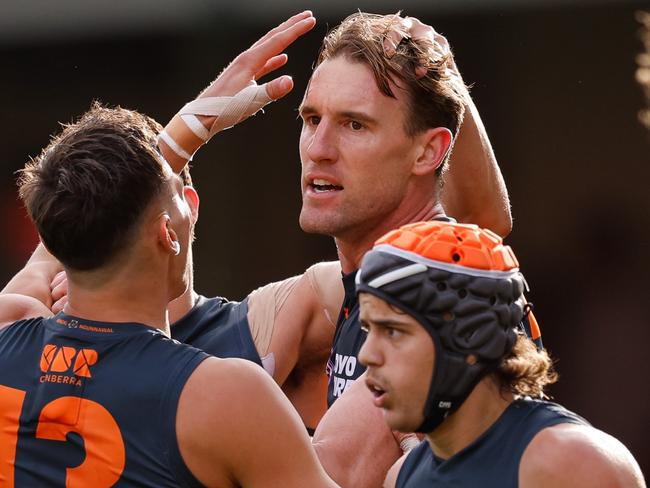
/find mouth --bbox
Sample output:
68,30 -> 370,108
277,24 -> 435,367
308,177 -> 343,194
365,376 -> 388,407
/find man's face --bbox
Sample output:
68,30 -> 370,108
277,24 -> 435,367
358,293 -> 434,433
298,57 -> 422,242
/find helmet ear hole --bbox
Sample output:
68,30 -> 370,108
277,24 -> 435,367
466,354 -> 477,365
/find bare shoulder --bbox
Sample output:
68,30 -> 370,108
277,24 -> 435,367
179,356 -> 284,432
384,453 -> 409,488
305,260 -> 343,320
178,357 -> 336,488
0,293 -> 52,330
520,423 -> 646,488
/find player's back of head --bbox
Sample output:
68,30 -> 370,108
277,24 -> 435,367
19,103 -> 167,271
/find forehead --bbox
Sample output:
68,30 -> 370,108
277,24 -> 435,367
303,57 -> 408,115
359,293 -> 411,322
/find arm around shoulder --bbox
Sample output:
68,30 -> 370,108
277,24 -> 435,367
0,294 -> 52,330
1,242 -> 62,310
177,357 -> 338,488
520,423 -> 646,488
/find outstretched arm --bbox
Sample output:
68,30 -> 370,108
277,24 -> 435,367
159,11 -> 316,173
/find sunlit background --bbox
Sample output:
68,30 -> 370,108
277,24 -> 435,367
1,0 -> 648,475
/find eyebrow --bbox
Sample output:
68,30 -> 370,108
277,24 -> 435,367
361,316 -> 412,328
299,105 -> 379,125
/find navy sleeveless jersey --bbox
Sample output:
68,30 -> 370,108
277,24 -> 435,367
396,399 -> 588,487
326,271 -> 365,406
171,295 -> 262,368
0,313 -> 210,487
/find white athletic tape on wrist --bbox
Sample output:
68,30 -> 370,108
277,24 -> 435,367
160,83 -> 273,161
158,130 -> 192,161
180,83 -> 273,137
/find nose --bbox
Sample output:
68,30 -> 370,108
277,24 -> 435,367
358,330 -> 382,368
302,119 -> 338,164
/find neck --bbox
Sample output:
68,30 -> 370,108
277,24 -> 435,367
336,201 -> 445,274
167,246 -> 197,324
62,260 -> 175,336
168,287 -> 198,324
425,377 -> 513,460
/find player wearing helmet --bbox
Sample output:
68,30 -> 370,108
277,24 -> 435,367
356,221 -> 645,487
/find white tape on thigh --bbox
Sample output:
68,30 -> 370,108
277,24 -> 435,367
160,83 -> 273,160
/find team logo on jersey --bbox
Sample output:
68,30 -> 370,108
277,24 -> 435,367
39,344 -> 98,386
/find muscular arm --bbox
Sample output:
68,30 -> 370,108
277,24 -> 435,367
0,294 -> 52,329
1,242 -> 62,309
520,424 -> 646,487
441,95 -> 512,237
247,261 -> 342,428
177,357 -> 338,488
312,374 -> 403,488
398,17 -> 512,237
0,242 -> 60,328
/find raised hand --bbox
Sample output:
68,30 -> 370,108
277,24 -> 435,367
201,10 -> 316,100
160,11 -> 316,170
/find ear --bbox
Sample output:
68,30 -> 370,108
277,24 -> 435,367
412,127 -> 453,176
157,214 -> 181,256
183,185 -> 200,224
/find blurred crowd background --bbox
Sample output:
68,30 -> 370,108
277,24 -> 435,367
1,0 -> 648,474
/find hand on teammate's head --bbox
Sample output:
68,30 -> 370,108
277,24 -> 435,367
50,270 -> 68,314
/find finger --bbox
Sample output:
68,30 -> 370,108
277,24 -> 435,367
50,270 -> 66,289
251,10 -> 313,48
51,296 -> 68,315
265,75 -> 294,101
51,279 -> 68,302
383,16 -> 409,58
406,17 -> 435,42
248,16 -> 315,68
255,54 -> 288,80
